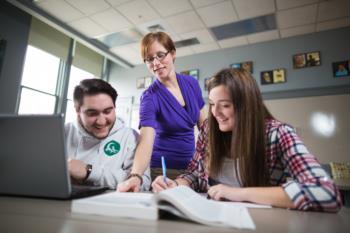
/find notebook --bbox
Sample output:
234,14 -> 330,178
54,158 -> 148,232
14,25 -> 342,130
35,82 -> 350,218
0,114 -> 108,199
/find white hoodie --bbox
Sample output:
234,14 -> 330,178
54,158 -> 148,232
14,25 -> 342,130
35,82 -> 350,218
65,118 -> 150,190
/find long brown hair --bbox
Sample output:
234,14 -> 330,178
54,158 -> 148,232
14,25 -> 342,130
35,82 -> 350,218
207,68 -> 272,187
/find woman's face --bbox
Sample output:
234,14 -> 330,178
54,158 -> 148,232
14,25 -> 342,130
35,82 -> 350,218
208,85 -> 235,132
144,40 -> 176,80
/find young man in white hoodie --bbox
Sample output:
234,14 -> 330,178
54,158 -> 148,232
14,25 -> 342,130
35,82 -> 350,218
65,79 -> 150,190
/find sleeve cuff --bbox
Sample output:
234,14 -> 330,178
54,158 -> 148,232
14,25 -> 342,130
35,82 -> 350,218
86,164 -> 102,185
283,180 -> 303,208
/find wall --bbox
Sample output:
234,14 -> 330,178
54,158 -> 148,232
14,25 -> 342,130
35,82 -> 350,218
110,26 -> 350,102
265,94 -> 350,163
109,27 -> 350,163
0,1 -> 31,114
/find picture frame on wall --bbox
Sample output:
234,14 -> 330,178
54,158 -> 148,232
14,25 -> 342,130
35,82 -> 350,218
231,63 -> 241,69
181,69 -> 199,80
189,69 -> 199,80
332,60 -> 350,78
230,61 -> 253,74
273,68 -> 286,84
144,76 -> 153,88
293,51 -> 321,69
260,70 -> 273,85
293,53 -> 306,69
136,77 -> 145,89
204,77 -> 212,91
261,68 -> 286,85
305,51 -> 321,67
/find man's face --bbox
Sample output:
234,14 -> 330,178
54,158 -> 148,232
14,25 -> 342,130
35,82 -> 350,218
77,93 -> 116,139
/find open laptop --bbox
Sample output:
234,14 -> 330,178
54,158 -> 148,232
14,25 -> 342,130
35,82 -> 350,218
0,114 -> 108,199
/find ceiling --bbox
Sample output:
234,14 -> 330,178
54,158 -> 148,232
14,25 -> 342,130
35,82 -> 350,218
28,0 -> 350,67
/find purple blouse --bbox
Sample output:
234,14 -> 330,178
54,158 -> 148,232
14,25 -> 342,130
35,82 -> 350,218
139,73 -> 205,169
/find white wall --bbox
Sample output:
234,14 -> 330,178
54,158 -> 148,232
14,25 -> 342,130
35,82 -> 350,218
265,94 -> 350,163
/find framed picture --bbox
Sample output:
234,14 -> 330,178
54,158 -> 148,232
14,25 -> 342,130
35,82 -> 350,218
144,76 -> 153,88
189,69 -> 199,80
231,63 -> 241,69
260,70 -> 273,85
332,60 -> 350,78
273,68 -> 286,84
293,53 -> 306,69
261,68 -> 286,85
136,77 -> 145,89
181,69 -> 199,80
230,61 -> 253,73
204,77 -> 212,91
305,51 -> 321,67
293,51 -> 321,69
0,39 -> 6,75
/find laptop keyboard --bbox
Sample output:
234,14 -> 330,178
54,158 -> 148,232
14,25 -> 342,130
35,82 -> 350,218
71,185 -> 109,199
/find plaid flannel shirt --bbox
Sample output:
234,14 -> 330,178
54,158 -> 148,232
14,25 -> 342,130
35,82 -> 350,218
178,119 -> 342,212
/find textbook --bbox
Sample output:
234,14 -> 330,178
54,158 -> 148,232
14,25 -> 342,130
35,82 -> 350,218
71,186 -> 255,229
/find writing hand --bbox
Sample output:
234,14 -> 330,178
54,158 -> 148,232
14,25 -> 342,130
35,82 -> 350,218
151,175 -> 177,192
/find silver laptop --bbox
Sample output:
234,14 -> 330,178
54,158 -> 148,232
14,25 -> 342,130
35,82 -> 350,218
0,114 -> 108,199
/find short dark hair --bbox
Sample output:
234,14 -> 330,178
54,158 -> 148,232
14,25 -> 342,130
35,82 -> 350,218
73,79 -> 118,108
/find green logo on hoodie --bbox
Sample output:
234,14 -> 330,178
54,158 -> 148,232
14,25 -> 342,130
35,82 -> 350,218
104,140 -> 120,156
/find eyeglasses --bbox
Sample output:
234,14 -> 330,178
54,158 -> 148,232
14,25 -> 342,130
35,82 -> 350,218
144,51 -> 170,64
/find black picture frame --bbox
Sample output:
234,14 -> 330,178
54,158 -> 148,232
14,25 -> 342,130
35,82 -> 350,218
293,51 -> 321,69
261,68 -> 286,85
332,60 -> 350,78
260,70 -> 274,85
230,61 -> 253,74
293,53 -> 306,69
305,51 -> 321,67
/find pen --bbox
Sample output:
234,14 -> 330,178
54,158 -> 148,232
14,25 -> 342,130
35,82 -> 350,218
161,156 -> 168,185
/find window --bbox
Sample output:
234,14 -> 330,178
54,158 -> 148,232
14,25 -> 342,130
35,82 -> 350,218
18,45 -> 60,114
65,66 -> 95,123
18,20 -> 106,118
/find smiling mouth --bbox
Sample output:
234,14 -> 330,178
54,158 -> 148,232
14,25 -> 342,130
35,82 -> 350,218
94,125 -> 108,130
217,119 -> 228,123
154,67 -> 165,72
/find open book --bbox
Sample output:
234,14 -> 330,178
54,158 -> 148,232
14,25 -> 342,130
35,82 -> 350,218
71,186 -> 255,229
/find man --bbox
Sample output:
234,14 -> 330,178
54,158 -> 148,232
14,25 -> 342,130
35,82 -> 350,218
65,78 -> 150,190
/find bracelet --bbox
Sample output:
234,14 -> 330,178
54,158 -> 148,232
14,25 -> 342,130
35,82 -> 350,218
84,164 -> 92,181
174,179 -> 179,186
128,173 -> 143,185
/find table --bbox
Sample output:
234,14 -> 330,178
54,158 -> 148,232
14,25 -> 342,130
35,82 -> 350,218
0,196 -> 350,233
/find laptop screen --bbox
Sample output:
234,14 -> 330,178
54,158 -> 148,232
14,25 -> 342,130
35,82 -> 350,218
0,114 -> 72,198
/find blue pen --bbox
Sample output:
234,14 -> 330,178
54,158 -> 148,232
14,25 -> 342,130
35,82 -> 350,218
161,156 -> 168,185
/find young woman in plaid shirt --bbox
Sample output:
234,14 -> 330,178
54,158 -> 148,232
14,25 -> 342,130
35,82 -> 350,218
152,68 -> 342,212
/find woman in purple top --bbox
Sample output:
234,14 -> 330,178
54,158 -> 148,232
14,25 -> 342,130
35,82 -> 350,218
118,32 -> 205,192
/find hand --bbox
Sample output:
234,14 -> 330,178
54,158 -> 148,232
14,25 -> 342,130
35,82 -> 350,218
207,184 -> 245,201
151,176 -> 177,193
68,159 -> 87,181
117,176 -> 141,192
